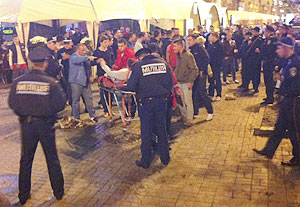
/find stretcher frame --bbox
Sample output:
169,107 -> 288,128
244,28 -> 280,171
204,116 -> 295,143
100,84 -> 137,131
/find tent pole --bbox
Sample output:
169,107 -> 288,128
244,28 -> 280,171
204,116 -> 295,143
89,0 -> 99,23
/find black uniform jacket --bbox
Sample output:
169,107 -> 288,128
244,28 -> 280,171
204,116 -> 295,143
127,54 -> 173,100
207,40 -> 224,69
57,46 -> 76,81
280,54 -> 300,97
8,69 -> 66,118
245,35 -> 263,63
261,36 -> 278,63
189,43 -> 210,75
45,47 -> 61,78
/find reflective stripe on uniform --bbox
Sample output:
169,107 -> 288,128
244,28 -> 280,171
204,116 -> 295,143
16,81 -> 50,95
141,63 -> 167,76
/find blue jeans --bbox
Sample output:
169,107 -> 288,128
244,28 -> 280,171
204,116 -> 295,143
71,83 -> 95,119
138,97 -> 170,166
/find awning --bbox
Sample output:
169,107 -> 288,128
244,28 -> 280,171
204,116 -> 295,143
227,10 -> 279,21
92,0 -> 146,21
171,0 -> 196,20
141,0 -> 183,20
0,0 -> 98,25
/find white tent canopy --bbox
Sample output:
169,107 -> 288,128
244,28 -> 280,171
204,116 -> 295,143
0,0 -> 196,24
141,0 -> 183,20
0,0 -> 23,23
0,0 -> 98,25
0,0 -> 99,47
92,0 -> 146,21
171,0 -> 197,20
0,0 -> 207,39
92,0 -> 185,21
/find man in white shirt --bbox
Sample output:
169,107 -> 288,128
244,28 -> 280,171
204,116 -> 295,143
134,32 -> 145,53
9,35 -> 28,79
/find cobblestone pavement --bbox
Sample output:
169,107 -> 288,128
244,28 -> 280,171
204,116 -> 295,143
1,75 -> 300,207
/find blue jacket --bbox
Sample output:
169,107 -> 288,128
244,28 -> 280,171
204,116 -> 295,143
69,53 -> 91,86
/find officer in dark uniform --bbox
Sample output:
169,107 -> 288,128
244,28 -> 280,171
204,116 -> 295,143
57,39 -> 76,104
242,27 -> 263,93
46,37 -> 62,79
127,48 -> 173,169
260,26 -> 278,105
253,37 -> 300,166
237,32 -> 252,89
8,47 -> 66,205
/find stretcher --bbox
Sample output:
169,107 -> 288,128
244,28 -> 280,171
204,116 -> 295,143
98,76 -> 137,131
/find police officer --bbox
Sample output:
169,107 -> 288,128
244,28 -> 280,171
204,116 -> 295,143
46,37 -> 62,79
253,37 -> 300,166
8,47 -> 66,205
127,48 -> 173,169
260,26 -> 278,105
242,27 -> 263,93
57,39 -> 76,105
237,32 -> 252,89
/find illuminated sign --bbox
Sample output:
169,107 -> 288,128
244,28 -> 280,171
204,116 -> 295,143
1,27 -> 14,35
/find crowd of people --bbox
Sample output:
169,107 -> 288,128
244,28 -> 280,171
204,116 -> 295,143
3,22 -> 300,205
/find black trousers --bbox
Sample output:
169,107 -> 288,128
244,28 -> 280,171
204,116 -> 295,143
19,118 -> 64,201
62,78 -> 72,105
4,68 -> 13,84
262,97 -> 300,159
166,97 -> 173,137
263,62 -> 275,102
138,97 -> 170,166
243,62 -> 261,91
193,74 -> 213,115
208,67 -> 222,97
100,89 -> 109,113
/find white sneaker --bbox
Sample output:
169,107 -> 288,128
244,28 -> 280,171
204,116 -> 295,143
206,113 -> 213,121
215,96 -> 221,101
193,114 -> 200,119
234,80 -> 239,84
226,80 -> 230,84
89,117 -> 98,123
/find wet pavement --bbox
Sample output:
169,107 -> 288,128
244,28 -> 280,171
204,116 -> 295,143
1,75 -> 300,207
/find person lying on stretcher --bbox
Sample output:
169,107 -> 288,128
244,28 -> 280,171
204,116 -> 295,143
98,58 -> 130,81
97,58 -> 138,119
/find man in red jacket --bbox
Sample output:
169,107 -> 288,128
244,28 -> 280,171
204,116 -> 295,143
113,38 -> 136,70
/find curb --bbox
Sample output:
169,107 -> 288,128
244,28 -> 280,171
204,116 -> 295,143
253,106 -> 274,136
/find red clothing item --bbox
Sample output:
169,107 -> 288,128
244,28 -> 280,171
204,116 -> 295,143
157,55 -> 180,108
113,47 -> 137,70
166,42 -> 177,68
169,66 -> 181,109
